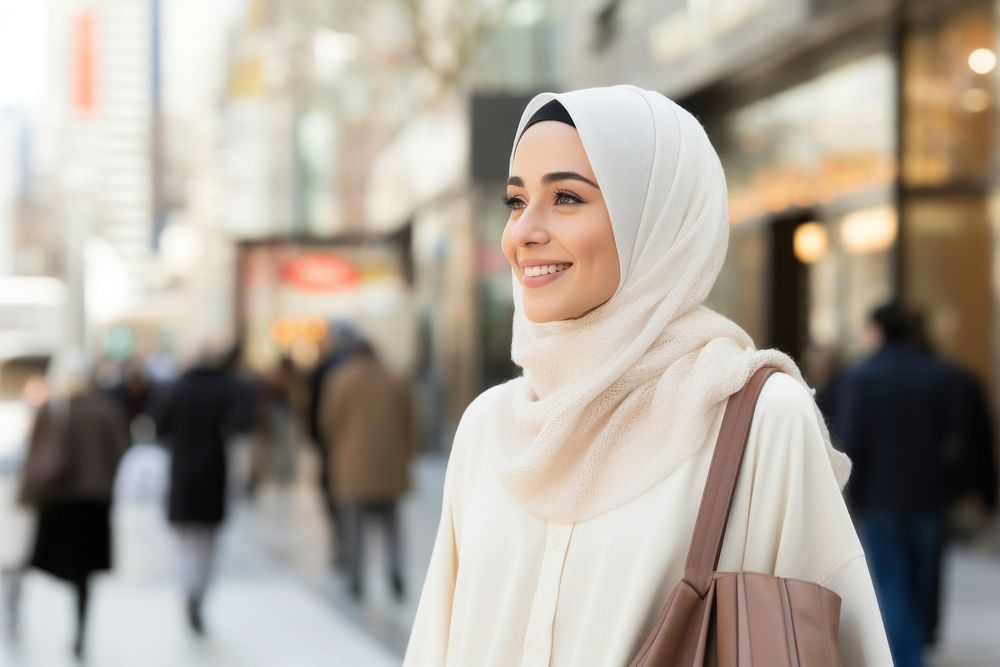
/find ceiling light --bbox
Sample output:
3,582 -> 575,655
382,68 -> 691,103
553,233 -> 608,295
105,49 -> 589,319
968,48 -> 997,75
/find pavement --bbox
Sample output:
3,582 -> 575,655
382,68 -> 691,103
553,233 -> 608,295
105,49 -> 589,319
0,443 -> 402,667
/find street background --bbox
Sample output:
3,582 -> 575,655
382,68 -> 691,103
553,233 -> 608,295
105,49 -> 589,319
2,0 -> 1000,665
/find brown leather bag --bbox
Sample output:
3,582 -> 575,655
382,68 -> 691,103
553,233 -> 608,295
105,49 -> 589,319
629,367 -> 844,666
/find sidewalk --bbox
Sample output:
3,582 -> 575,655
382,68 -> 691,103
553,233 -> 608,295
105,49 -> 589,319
237,446 -> 445,657
0,458 -> 400,667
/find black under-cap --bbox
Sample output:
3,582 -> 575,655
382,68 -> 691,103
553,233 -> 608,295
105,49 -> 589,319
521,99 -> 576,136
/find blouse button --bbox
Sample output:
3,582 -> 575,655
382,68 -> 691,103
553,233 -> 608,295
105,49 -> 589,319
549,534 -> 560,549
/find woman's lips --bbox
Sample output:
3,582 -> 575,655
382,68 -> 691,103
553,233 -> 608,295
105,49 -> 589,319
522,265 -> 572,288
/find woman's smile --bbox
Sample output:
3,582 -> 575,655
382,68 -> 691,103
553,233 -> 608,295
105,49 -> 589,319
521,260 -> 573,288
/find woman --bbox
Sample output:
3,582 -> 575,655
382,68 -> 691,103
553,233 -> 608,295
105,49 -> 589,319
157,345 -> 251,636
19,357 -> 129,658
405,87 -> 893,665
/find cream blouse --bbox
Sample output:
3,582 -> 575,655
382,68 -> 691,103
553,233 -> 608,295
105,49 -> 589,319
404,372 -> 893,666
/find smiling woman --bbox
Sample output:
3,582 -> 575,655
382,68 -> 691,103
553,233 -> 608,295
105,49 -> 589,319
404,87 -> 892,667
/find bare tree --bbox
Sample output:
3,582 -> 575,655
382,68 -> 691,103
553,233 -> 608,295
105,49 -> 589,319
321,0 -> 512,230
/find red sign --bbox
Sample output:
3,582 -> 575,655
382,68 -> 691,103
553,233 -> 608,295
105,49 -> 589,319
73,11 -> 97,113
280,254 -> 361,291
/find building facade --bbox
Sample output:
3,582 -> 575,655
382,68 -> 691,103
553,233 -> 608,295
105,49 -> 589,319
563,0 -> 997,405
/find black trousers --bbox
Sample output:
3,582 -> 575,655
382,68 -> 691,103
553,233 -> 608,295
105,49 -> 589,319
342,501 -> 403,593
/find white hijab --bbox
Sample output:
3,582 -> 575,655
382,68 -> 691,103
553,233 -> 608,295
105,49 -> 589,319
489,85 -> 851,523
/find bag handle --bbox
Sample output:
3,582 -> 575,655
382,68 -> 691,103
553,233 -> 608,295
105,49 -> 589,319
683,366 -> 780,598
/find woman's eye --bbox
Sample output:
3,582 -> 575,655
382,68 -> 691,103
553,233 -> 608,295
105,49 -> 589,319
554,191 -> 583,206
503,194 -> 526,210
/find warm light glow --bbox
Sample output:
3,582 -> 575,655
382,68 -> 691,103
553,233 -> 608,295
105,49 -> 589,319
793,222 -> 829,264
840,206 -> 897,255
959,88 -> 992,113
969,48 -> 997,75
270,318 -> 297,346
270,316 -> 328,348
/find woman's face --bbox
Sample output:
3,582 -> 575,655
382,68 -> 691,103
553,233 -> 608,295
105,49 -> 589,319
502,121 -> 620,323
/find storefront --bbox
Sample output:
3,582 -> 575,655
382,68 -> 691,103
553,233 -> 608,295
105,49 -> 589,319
561,0 -> 996,398
235,234 -> 416,376
685,27 -> 899,367
899,0 -> 994,390
679,0 -> 995,395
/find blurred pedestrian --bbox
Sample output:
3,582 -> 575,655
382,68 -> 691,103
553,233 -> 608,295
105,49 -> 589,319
18,355 -> 130,658
109,356 -> 160,438
838,302 -> 960,666
320,339 -> 413,600
307,321 -> 361,567
157,344 -> 252,635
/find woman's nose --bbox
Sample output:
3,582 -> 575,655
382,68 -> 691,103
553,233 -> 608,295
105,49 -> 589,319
511,206 -> 549,247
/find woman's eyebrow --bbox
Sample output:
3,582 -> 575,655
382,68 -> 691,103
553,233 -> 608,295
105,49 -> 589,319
505,172 -> 600,189
543,171 -> 599,189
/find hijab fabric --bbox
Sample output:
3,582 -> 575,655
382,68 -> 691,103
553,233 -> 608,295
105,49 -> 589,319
490,85 -> 851,523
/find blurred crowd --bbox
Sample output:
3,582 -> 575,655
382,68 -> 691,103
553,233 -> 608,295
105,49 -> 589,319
1,322 -> 414,660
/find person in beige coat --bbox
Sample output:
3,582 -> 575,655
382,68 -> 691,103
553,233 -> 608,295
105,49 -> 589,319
320,339 -> 414,600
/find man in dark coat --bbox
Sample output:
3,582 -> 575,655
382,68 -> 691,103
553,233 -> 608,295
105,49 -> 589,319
838,302 -> 964,667
156,352 -> 252,634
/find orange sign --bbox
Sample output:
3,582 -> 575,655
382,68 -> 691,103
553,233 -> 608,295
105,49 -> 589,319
280,254 -> 360,291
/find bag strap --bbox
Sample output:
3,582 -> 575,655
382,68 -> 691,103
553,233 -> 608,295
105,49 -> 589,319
683,366 -> 780,597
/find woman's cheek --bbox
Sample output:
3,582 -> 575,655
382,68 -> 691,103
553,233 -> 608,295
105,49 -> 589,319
501,224 -> 515,268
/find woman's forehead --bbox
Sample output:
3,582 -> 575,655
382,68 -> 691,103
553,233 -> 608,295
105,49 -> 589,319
510,121 -> 595,179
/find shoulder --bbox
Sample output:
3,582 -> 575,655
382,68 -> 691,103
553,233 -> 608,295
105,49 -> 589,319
440,382 -> 513,504
754,371 -> 818,421
747,371 -> 828,467
447,381 -> 516,470
453,382 -> 512,444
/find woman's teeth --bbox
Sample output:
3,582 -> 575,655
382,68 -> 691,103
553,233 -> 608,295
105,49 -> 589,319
524,263 -> 571,278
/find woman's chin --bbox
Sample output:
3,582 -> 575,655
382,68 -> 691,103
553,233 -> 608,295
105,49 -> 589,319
524,305 -> 563,324
523,302 -> 581,323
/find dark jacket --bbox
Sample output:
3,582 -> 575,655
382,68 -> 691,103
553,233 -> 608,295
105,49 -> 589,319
947,367 -> 998,512
839,343 -> 960,514
20,390 -> 130,506
157,365 -> 251,525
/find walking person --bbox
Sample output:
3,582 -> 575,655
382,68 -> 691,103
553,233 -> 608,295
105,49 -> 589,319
307,322 -> 361,568
404,87 -> 892,665
109,356 -> 156,435
18,356 -> 130,658
320,339 -> 413,601
838,302 -> 960,666
157,345 -> 251,635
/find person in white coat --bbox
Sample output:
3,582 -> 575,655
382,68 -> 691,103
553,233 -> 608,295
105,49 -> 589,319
404,86 -> 893,666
